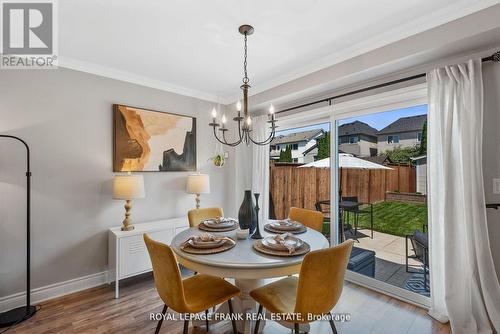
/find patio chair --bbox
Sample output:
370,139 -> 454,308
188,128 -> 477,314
405,227 -> 429,291
341,196 -> 374,240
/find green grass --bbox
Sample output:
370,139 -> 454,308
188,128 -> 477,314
351,201 -> 427,237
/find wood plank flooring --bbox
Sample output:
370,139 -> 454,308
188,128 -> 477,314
6,273 -> 450,334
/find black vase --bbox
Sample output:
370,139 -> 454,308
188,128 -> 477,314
238,190 -> 257,233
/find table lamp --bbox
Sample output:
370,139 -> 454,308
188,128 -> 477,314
113,174 -> 145,231
186,173 -> 210,209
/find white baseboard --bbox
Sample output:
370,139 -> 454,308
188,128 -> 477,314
0,271 -> 109,313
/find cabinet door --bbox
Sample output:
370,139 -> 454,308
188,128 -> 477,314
119,229 -> 173,279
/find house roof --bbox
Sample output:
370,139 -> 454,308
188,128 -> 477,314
270,129 -> 324,145
360,154 -> 391,165
338,121 -> 377,137
378,114 -> 427,135
302,143 -> 318,156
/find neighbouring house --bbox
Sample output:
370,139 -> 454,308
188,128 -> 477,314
270,129 -> 324,163
411,155 -> 427,194
302,143 -> 319,163
338,121 -> 378,157
377,114 -> 427,153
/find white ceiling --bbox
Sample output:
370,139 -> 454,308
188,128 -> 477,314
59,0 -> 500,103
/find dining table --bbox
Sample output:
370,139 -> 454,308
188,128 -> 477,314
171,221 -> 330,334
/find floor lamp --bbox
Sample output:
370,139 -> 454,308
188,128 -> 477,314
0,135 -> 37,327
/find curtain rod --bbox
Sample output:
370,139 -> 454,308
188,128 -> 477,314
276,51 -> 500,115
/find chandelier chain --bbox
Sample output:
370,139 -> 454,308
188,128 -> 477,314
243,33 -> 249,84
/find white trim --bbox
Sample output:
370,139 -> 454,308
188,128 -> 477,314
58,57 -> 221,103
0,271 -> 108,313
277,105 -> 332,131
332,83 -> 427,119
276,83 -> 426,132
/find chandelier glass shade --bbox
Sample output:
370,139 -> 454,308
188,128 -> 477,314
209,25 -> 277,146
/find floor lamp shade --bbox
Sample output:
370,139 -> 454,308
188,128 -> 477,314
186,174 -> 210,209
113,174 -> 145,231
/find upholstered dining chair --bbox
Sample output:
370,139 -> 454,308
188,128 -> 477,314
250,240 -> 354,334
288,207 -> 325,232
143,234 -> 240,334
187,207 -> 224,227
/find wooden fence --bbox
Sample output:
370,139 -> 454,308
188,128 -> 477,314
269,164 -> 416,219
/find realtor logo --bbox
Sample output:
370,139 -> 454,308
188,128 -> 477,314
1,0 -> 57,68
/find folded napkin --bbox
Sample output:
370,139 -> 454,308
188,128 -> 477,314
181,233 -> 233,249
274,233 -> 297,254
204,217 -> 236,224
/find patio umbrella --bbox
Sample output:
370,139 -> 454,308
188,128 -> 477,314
299,153 -> 392,197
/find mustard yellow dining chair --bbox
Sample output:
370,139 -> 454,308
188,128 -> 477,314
288,207 -> 325,232
143,234 -> 240,334
187,207 -> 224,227
250,240 -> 354,334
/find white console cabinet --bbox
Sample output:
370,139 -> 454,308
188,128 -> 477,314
108,217 -> 189,298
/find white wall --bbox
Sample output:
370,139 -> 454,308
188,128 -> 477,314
0,68 -> 232,298
482,60 -> 500,279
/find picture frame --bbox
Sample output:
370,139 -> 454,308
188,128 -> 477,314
113,104 -> 197,172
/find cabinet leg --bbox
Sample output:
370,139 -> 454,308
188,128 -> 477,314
115,279 -> 119,299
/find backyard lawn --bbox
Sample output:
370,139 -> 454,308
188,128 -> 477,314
354,201 -> 427,237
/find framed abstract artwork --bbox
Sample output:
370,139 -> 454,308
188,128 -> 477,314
113,104 -> 196,172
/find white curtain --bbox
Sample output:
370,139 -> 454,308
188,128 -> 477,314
251,115 -> 270,221
427,58 -> 500,333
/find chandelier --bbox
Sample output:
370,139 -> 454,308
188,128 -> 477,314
209,25 -> 277,146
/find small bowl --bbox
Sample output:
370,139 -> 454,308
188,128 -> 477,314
235,228 -> 249,239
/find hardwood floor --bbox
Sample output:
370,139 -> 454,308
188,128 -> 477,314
7,273 -> 450,334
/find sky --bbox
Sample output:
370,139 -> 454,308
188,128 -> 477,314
277,104 -> 427,135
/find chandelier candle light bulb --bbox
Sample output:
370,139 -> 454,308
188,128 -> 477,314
209,24 -> 277,147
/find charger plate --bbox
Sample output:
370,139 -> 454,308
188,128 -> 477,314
199,221 -> 238,232
181,238 -> 236,254
264,224 -> 307,234
253,240 -> 310,257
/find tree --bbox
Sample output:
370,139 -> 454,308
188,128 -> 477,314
419,120 -> 427,155
384,145 -> 421,163
278,145 -> 293,163
316,131 -> 330,160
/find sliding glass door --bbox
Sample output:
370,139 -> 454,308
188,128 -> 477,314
330,85 -> 430,307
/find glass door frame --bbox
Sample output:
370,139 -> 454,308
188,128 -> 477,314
328,83 -> 431,308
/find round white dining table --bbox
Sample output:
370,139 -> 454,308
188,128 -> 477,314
171,223 -> 330,334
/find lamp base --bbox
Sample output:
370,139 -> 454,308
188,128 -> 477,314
121,225 -> 134,231
0,305 -> 37,328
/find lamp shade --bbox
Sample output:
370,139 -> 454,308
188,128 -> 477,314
186,174 -> 210,194
113,174 -> 145,199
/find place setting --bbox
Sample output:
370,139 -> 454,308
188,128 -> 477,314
198,217 -> 239,232
253,233 -> 310,257
264,219 -> 307,234
180,232 -> 236,254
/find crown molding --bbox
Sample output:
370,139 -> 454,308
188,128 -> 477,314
59,0 -> 499,106
58,56 -> 221,103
